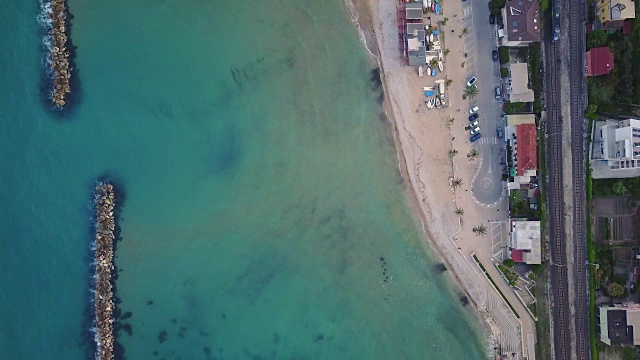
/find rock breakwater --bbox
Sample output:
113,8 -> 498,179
47,0 -> 71,107
93,182 -> 116,360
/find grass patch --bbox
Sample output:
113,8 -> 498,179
498,264 -> 519,286
527,302 -> 538,317
587,164 -> 599,360
473,255 -> 520,319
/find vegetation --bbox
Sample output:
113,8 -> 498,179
586,164 -> 598,360
509,190 -> 528,215
472,224 -> 488,237
504,101 -> 526,114
527,302 -> 538,317
503,259 -> 516,267
464,85 -> 478,99
539,0 -> 549,11
473,255 -> 520,318
455,207 -> 464,217
499,46 -> 510,64
593,177 -> 640,199
498,264 -> 519,286
491,0 -> 507,16
608,282 -> 625,297
500,67 -> 509,78
444,48 -> 450,56
452,178 -> 463,188
528,43 -> 543,114
449,148 -> 459,158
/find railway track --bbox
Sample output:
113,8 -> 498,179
545,0 -> 590,358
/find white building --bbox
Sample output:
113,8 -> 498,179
509,220 -> 541,265
591,119 -> 640,178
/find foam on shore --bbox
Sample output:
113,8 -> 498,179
92,182 -> 116,360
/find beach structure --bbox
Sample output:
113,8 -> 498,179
47,0 -> 72,107
507,63 -> 535,103
590,118 -> 640,178
397,3 -> 425,65
405,2 -> 424,20
509,220 -> 541,265
93,182 -> 116,360
596,0 -> 636,24
407,23 -> 427,66
500,0 -> 541,46
586,47 -> 615,77
598,303 -> 640,346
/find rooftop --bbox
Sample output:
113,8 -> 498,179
516,124 -> 538,176
510,220 -> 541,264
509,63 -> 535,103
503,0 -> 541,42
405,2 -> 423,20
611,0 -> 636,21
587,47 -> 615,77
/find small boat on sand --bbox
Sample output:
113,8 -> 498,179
438,60 -> 443,71
424,91 -> 435,97
440,94 -> 447,106
418,66 -> 424,77
431,68 -> 436,77
422,86 -> 434,91
426,98 -> 435,109
435,97 -> 442,108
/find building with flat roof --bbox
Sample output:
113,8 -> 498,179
591,118 -> 640,178
597,0 -> 636,24
406,23 -> 426,66
586,47 -> 615,77
501,0 -> 541,46
405,2 -> 424,20
509,220 -> 541,264
508,63 -> 535,103
599,303 -> 640,346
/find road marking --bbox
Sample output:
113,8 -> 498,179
463,7 -> 472,16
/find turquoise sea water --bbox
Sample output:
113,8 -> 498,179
0,0 -> 488,359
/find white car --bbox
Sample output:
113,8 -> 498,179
466,76 -> 478,87
470,120 -> 479,127
470,126 -> 481,135
469,106 -> 479,114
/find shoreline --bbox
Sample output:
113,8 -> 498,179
347,0 -> 498,349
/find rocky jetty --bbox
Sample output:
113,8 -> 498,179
93,182 -> 116,360
47,0 -> 71,107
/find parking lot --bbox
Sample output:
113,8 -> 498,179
462,0 -> 506,207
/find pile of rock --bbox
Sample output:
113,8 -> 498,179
94,182 -> 115,360
48,0 -> 71,107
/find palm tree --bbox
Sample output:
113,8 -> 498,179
446,78 -> 453,87
467,148 -> 480,161
472,224 -> 488,237
444,48 -> 451,56
462,27 -> 469,35
455,207 -> 464,217
451,178 -> 463,188
429,58 -> 439,68
449,149 -> 459,158
464,85 -> 478,99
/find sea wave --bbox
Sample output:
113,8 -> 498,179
37,0 -> 58,105
343,0 -> 380,65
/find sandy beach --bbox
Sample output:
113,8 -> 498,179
348,0 -> 538,357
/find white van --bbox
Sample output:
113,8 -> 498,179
469,106 -> 479,114
497,28 -> 505,39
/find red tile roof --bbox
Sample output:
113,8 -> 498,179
586,47 -> 615,77
511,249 -> 524,263
516,124 -> 538,176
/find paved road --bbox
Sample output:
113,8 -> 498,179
544,0 -> 590,358
464,0 -> 505,206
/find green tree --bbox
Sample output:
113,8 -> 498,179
503,259 -> 516,267
539,0 -> 549,11
455,207 -> 464,217
499,46 -> 510,64
510,191 -> 528,214
472,224 -> 488,236
449,148 -> 459,158
452,178 -> 463,188
586,30 -> 609,50
467,148 -> 480,161
500,67 -> 509,78
464,85 -> 478,99
491,0 -> 507,15
608,282 -> 625,297
613,181 -> 628,196
504,102 -> 525,114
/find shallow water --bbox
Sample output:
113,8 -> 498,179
0,0 -> 488,358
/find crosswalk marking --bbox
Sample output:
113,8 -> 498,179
463,7 -> 472,17
477,137 -> 500,145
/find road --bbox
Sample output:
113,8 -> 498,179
463,0 -> 505,206
543,0 -> 590,358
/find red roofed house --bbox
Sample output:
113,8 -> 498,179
586,47 -> 615,77
516,123 -> 538,176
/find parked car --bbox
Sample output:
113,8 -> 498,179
470,120 -> 479,127
492,49 -> 498,61
469,106 -> 479,114
496,127 -> 504,138
470,133 -> 483,142
494,86 -> 501,99
469,113 -> 479,121
466,76 -> 478,87
470,126 -> 481,135
489,14 -> 496,25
